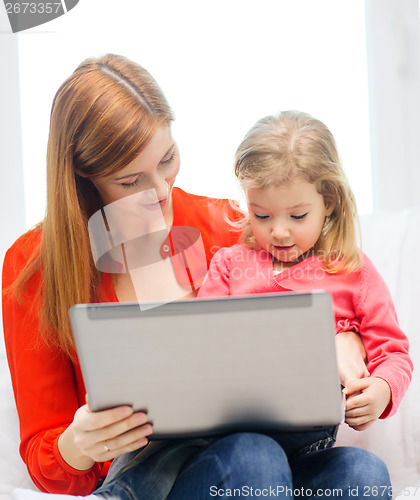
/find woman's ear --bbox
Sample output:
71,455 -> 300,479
75,168 -> 89,178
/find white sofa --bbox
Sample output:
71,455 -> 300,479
1,208 -> 419,499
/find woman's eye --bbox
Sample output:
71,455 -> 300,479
291,213 -> 307,220
160,152 -> 176,166
121,177 -> 140,189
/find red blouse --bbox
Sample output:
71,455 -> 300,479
2,187 -> 242,494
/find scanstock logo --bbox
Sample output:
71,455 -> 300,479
4,0 -> 79,33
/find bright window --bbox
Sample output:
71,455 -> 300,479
18,0 -> 372,229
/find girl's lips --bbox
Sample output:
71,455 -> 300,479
272,244 -> 295,251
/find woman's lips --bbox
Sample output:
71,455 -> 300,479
141,198 -> 167,211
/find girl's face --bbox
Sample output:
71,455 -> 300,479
91,126 -> 180,223
246,176 -> 334,268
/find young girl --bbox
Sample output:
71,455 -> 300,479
2,57 -> 393,500
198,110 -> 412,431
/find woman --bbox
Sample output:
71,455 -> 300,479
2,54 -> 390,499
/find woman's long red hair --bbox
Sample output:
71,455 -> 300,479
11,54 -> 174,357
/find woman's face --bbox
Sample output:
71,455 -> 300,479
92,126 -> 180,222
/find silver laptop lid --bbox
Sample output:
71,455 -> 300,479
69,291 -> 343,439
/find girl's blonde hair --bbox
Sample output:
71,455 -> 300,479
234,110 -> 361,273
11,54 -> 174,357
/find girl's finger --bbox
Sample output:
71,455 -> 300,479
345,406 -> 369,418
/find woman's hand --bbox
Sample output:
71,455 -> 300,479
343,377 -> 391,431
335,330 -> 369,388
58,400 -> 153,470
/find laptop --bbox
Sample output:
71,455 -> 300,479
69,291 -> 343,439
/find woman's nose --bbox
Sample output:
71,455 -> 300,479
153,181 -> 169,201
141,176 -> 169,202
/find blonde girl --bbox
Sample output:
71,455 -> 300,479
198,110 -> 412,431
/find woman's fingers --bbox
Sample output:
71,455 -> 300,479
91,411 -> 152,446
79,404 -> 134,431
98,422 -> 153,460
72,405 -> 152,461
92,410 -> 149,439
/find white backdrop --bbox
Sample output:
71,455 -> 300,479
13,0 -> 372,230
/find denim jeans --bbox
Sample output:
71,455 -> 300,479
95,429 -> 391,500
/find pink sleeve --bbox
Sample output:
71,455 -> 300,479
197,247 -> 232,298
335,318 -> 361,335
357,256 -> 413,418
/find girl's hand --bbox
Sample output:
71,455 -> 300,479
335,330 -> 369,388
58,400 -> 153,470
343,377 -> 391,431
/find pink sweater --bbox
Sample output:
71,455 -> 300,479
197,244 -> 412,418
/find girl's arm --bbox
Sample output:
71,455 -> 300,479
197,247 -> 232,298
343,377 -> 391,431
341,254 -> 413,428
335,331 -> 369,388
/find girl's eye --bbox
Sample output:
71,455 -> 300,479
291,213 -> 307,220
121,177 -> 140,189
253,213 -> 269,220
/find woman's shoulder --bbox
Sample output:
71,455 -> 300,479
173,187 -> 243,218
173,186 -> 236,204
5,225 -> 42,257
3,226 -> 42,277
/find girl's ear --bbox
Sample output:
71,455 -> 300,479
325,197 -> 336,217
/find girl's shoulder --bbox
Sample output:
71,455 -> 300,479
320,251 -> 385,294
212,243 -> 270,264
358,251 -> 389,287
341,251 -> 381,278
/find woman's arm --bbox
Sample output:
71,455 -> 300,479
58,403 -> 152,470
2,239 -> 151,494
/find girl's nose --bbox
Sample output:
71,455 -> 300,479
271,223 -> 291,240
